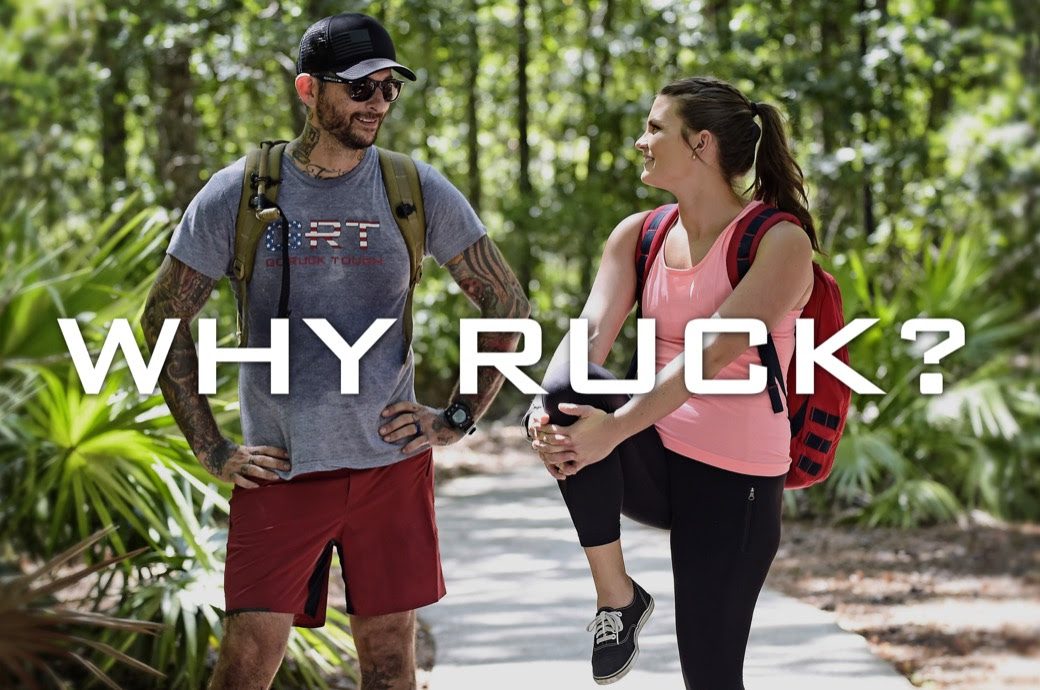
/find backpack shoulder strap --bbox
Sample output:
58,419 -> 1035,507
634,203 -> 679,308
234,140 -> 287,346
725,204 -> 803,286
724,203 -> 803,413
377,147 -> 427,362
624,203 -> 678,381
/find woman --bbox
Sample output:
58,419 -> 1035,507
527,76 -> 819,689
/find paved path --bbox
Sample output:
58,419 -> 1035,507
421,467 -> 914,689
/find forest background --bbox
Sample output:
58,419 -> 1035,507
1,0 -> 1037,687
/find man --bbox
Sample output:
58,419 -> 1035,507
142,12 -> 529,690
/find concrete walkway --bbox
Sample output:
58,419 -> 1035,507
421,466 -> 913,689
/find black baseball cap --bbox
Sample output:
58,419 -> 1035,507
296,13 -> 417,81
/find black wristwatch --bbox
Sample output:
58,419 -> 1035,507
443,401 -> 477,435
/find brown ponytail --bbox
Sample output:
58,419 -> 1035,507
660,77 -> 819,251
751,102 -> 818,250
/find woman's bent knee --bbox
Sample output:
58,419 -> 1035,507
542,362 -> 628,424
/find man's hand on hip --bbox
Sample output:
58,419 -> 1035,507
379,402 -> 464,454
200,439 -> 292,489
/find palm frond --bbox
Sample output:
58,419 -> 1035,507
861,479 -> 964,528
0,528 -> 165,688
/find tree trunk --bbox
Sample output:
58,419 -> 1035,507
808,0 -> 847,240
151,40 -> 202,213
818,0 -> 843,152
516,0 -> 533,293
95,6 -> 128,212
857,0 -> 877,238
926,0 -> 972,133
466,0 -> 482,214
580,0 -> 615,294
1013,0 -> 1040,84
707,0 -> 732,52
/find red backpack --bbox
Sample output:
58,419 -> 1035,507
632,203 -> 851,490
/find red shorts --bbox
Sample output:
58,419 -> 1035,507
224,449 -> 445,627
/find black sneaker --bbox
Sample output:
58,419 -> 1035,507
586,579 -> 654,685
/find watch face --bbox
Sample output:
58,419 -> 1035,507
450,407 -> 467,424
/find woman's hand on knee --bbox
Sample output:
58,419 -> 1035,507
543,403 -> 623,476
534,441 -> 575,480
529,414 -> 576,480
526,410 -> 549,443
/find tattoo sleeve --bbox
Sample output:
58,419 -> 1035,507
443,235 -> 531,421
141,256 -> 235,474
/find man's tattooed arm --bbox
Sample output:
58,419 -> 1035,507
377,236 -> 529,450
141,256 -> 236,476
442,235 -> 531,423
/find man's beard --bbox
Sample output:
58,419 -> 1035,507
316,93 -> 382,150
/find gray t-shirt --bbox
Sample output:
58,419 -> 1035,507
168,147 -> 486,476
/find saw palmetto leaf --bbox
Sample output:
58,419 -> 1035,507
0,527 -> 164,688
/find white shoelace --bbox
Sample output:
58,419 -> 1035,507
586,609 -> 624,645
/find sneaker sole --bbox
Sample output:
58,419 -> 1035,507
592,595 -> 655,685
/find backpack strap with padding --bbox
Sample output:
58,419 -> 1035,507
234,140 -> 288,346
634,204 -> 679,308
726,204 -> 804,414
377,147 -> 427,362
625,203 -> 679,380
232,144 -> 426,358
725,205 -> 802,287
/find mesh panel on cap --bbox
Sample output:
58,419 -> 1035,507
297,20 -> 329,72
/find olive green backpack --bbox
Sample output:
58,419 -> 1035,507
232,140 -> 426,360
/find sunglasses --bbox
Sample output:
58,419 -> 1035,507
315,75 -> 403,103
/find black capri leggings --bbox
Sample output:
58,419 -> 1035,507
542,362 -> 785,690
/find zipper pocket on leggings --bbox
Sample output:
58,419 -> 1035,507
740,487 -> 755,553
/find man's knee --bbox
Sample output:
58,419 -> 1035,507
222,612 -> 292,656
211,612 -> 293,689
351,611 -> 416,688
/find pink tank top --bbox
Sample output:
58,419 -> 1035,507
642,201 -> 800,477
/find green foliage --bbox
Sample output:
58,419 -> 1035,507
800,171 -> 1039,526
0,197 -> 168,365
105,468 -> 226,689
0,527 -> 165,689
0,200 -> 359,686
16,366 -> 206,557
